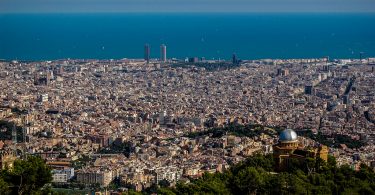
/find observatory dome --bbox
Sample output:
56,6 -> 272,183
279,129 -> 298,142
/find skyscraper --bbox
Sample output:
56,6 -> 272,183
46,70 -> 52,86
144,44 -> 150,63
232,53 -> 238,64
304,85 -> 314,95
160,44 -> 167,62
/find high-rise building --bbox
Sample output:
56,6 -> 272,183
189,57 -> 199,63
304,85 -> 314,95
46,70 -> 52,86
282,69 -> 289,76
144,44 -> 150,63
160,44 -> 167,62
38,94 -> 49,102
232,53 -> 238,64
277,68 -> 282,76
277,68 -> 289,76
34,72 -> 39,85
343,94 -> 350,104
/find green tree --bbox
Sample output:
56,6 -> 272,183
327,155 -> 337,169
157,187 -> 176,195
4,156 -> 52,195
156,154 -> 375,195
0,177 -> 10,195
123,189 -> 143,195
232,167 -> 265,194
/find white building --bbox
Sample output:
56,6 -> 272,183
51,167 -> 75,183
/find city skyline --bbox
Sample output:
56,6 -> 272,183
1,0 -> 375,194
1,0 -> 375,13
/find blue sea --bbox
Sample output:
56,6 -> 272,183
0,13 -> 374,60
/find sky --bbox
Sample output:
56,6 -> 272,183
0,0 -> 375,13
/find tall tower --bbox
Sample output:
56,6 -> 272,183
232,53 -> 238,64
324,56 -> 329,65
160,44 -> 167,62
34,72 -> 39,85
304,85 -> 314,95
144,44 -> 150,63
46,71 -> 51,86
59,65 -> 64,75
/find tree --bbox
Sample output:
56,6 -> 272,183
158,179 -> 170,188
123,189 -> 143,195
327,155 -> 337,169
157,187 -> 176,195
156,154 -> 375,195
232,167 -> 265,194
0,177 -> 10,194
4,156 -> 52,195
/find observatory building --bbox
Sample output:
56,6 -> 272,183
273,129 -> 328,171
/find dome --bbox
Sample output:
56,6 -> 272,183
279,129 -> 298,142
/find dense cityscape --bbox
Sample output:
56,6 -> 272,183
0,44 -> 375,194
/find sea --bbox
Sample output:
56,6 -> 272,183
0,13 -> 374,61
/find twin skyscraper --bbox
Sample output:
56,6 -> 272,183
144,44 -> 167,63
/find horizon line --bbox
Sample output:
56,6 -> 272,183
2,10 -> 375,14
1,56 -> 374,62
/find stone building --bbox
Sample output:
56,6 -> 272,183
273,129 -> 328,171
0,149 -> 17,169
76,168 -> 113,187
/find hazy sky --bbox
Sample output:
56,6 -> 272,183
1,0 -> 375,13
